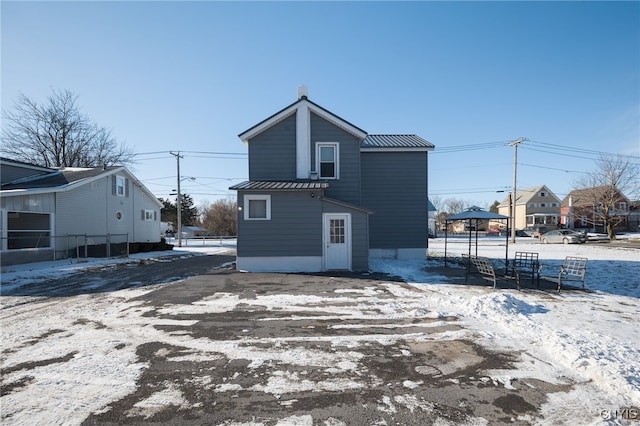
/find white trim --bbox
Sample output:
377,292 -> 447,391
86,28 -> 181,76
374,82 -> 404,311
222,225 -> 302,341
296,102 -> 311,179
236,256 -> 323,272
243,194 -> 271,220
316,143 -> 340,180
1,208 -> 7,251
116,175 -> 126,196
239,99 -> 367,144
143,209 -> 155,221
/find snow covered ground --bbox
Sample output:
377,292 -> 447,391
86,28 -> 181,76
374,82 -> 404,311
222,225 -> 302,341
373,236 -> 640,424
1,236 -> 639,424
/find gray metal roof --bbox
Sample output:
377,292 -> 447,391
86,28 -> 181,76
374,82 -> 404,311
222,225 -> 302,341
229,180 -> 330,191
1,167 -> 120,190
362,134 -> 434,149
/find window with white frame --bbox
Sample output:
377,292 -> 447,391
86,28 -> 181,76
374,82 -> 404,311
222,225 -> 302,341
142,209 -> 156,221
316,143 -> 339,179
620,202 -> 627,211
244,194 -> 271,220
116,175 -> 126,196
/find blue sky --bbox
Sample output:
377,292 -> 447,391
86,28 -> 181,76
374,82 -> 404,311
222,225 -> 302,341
2,1 -> 639,209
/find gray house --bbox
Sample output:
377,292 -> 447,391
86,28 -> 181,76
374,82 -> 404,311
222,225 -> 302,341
1,158 -> 162,266
230,89 -> 434,272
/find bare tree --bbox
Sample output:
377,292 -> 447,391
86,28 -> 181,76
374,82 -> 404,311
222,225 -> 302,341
573,155 -> 639,239
432,197 -> 467,232
199,199 -> 237,236
1,89 -> 134,167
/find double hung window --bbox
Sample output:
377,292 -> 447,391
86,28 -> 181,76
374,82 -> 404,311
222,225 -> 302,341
317,143 -> 339,179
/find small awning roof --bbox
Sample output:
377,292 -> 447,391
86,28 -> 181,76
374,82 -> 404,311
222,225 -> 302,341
230,180 -> 329,191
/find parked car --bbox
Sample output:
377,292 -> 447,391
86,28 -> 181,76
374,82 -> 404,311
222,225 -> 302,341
540,229 -> 586,244
486,228 -> 501,236
521,226 -> 549,238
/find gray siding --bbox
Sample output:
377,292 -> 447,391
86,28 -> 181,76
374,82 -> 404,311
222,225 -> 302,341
248,114 -> 297,181
237,191 -> 323,257
310,113 -> 362,205
322,202 -> 369,271
361,151 -> 428,249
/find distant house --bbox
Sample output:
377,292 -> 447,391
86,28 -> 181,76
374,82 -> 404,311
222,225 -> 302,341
1,158 -> 162,266
561,186 -> 630,232
230,88 -> 434,272
181,226 -> 208,238
497,185 -> 561,230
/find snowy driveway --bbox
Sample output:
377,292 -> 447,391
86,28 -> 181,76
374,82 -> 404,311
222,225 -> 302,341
2,268 -> 570,425
1,239 -> 639,425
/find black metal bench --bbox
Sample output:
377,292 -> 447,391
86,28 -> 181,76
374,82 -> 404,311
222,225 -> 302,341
464,254 -> 498,289
506,251 -> 541,289
542,256 -> 588,292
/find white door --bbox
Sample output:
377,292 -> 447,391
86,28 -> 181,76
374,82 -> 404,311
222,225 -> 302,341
324,213 -> 351,270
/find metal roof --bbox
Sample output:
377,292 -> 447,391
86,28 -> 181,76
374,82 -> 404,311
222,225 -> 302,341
362,134 -> 434,149
229,180 -> 329,191
446,206 -> 509,221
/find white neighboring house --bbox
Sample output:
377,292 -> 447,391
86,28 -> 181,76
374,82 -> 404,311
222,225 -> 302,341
1,158 -> 162,266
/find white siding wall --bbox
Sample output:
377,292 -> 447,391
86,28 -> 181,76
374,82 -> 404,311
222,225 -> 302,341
57,177 -> 109,236
132,181 -> 161,242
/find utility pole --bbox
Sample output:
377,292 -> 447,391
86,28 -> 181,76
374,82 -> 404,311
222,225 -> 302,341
508,138 -> 527,243
170,151 -> 183,247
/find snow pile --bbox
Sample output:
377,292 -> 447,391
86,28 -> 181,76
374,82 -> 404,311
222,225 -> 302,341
372,238 -> 640,418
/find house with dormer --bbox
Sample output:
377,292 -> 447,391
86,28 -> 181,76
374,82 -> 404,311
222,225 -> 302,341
497,185 -> 561,230
230,88 -> 434,272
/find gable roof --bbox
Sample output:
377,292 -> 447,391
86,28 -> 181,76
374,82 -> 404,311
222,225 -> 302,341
498,185 -> 560,207
238,96 -> 367,144
561,186 -> 630,207
361,134 -> 434,151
